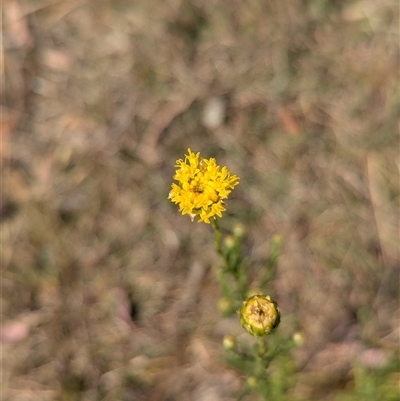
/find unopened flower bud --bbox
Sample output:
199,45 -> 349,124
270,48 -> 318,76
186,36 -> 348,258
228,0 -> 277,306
233,223 -> 246,238
222,335 -> 237,351
217,297 -> 234,316
223,235 -> 236,250
239,294 -> 280,337
271,233 -> 284,247
292,331 -> 305,346
246,376 -> 258,390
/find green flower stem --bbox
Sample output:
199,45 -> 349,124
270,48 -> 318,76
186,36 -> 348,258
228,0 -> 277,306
211,218 -> 222,255
210,219 -> 286,401
236,265 -> 248,299
258,337 -> 267,358
212,218 -> 249,300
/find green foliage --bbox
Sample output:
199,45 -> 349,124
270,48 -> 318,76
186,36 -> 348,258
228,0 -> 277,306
212,219 -> 297,400
334,360 -> 400,401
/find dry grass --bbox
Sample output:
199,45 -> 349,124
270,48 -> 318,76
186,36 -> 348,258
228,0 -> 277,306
2,0 -> 399,400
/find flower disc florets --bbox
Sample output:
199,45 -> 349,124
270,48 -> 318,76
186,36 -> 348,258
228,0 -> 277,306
239,294 -> 280,337
169,149 -> 239,223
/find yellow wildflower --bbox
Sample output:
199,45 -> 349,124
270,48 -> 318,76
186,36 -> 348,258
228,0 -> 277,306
169,149 -> 239,223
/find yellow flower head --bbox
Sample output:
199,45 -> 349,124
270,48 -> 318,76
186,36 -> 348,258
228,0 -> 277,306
169,149 -> 239,223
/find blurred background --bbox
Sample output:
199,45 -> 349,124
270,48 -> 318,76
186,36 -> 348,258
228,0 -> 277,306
2,0 -> 399,400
